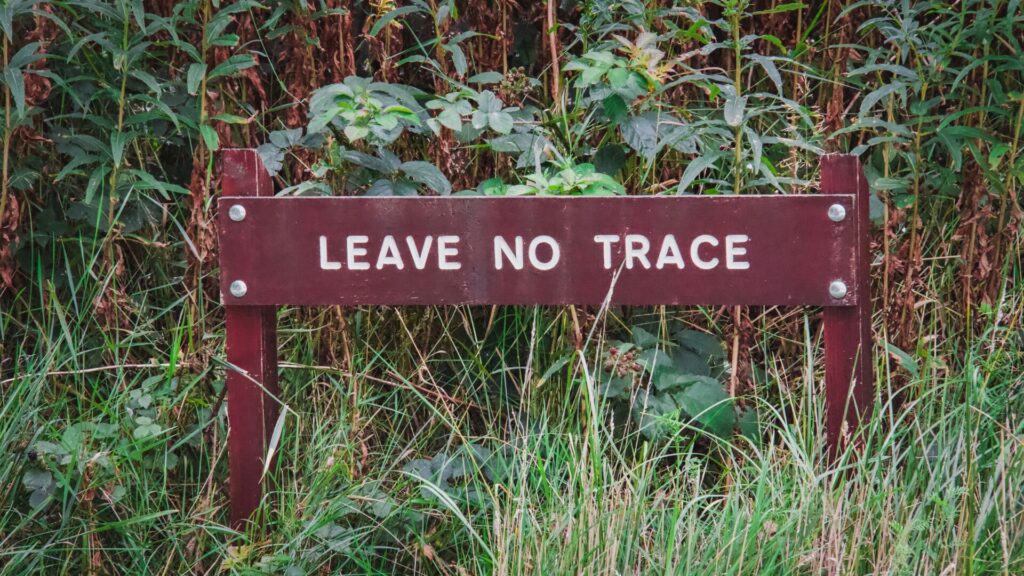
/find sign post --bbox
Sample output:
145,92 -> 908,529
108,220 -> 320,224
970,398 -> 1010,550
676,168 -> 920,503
218,149 -> 873,526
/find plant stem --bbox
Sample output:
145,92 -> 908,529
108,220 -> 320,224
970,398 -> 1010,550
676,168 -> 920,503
730,3 -> 743,195
0,35 -> 11,241
547,0 -> 560,110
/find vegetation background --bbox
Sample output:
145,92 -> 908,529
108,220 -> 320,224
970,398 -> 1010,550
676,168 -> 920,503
1,0 -> 1022,573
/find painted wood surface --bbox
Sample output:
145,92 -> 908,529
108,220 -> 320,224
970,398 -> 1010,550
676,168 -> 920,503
218,195 -> 860,307
222,149 -> 280,528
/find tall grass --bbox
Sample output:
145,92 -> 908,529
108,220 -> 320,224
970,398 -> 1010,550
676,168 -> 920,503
1,258 -> 1022,573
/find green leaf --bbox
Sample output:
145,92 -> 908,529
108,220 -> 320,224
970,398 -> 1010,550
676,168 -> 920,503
859,83 -> 904,119
673,376 -> 734,436
111,131 -> 128,167
186,63 -> 206,96
671,349 -> 711,377
488,111 -> 514,134
594,144 -> 627,175
437,107 -> 463,131
308,107 -> 341,134
401,161 -> 452,195
636,348 -> 672,375
621,115 -> 658,160
724,95 -> 747,127
382,105 -> 420,124
602,94 -> 628,125
883,341 -> 920,379
607,67 -> 632,89
9,42 -> 43,69
748,54 -> 782,94
344,124 -> 370,142
468,71 -> 504,84
3,66 -> 25,117
211,113 -> 249,124
677,154 -> 719,192
630,326 -> 660,349
752,2 -> 805,15
199,124 -> 219,150
208,54 -> 256,81
675,329 -> 726,364
631,388 -> 680,440
737,408 -> 759,441
369,5 -> 421,36
447,43 -> 467,77
131,70 -> 163,95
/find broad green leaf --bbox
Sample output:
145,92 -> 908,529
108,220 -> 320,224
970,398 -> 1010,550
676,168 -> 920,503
621,114 -> 658,160
468,71 -> 503,84
111,131 -> 129,166
593,144 -> 627,175
308,107 -> 341,134
401,161 -> 452,195
488,111 -> 514,134
602,94 -> 628,125
631,326 -> 660,349
447,43 -> 467,77
3,66 -> 25,117
859,83 -> 903,119
724,95 -> 747,127
208,54 -> 256,81
186,63 -> 206,95
344,124 -> 370,141
673,376 -> 734,436
677,154 -> 718,192
9,42 -> 43,69
748,54 -> 782,94
636,348 -> 672,375
437,107 -> 463,131
369,5 -> 421,36
199,124 -> 219,150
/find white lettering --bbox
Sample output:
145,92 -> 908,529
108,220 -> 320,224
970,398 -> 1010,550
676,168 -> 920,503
376,235 -> 404,269
624,234 -> 651,269
655,234 -> 685,269
437,235 -> 462,270
406,236 -> 433,270
494,236 -> 524,270
725,234 -> 750,270
347,235 -> 370,270
528,235 -> 560,270
690,234 -> 719,270
593,235 -> 620,269
319,235 -> 341,270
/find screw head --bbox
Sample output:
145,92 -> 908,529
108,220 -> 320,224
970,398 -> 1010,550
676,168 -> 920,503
229,280 -> 248,298
829,280 -> 848,299
828,203 -> 847,222
228,204 -> 247,222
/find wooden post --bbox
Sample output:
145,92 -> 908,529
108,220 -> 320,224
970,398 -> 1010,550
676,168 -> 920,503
820,154 -> 873,456
221,149 -> 279,527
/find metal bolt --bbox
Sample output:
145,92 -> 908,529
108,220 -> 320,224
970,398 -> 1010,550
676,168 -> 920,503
829,280 -> 848,299
827,203 -> 846,222
228,204 -> 247,222
229,280 -> 248,298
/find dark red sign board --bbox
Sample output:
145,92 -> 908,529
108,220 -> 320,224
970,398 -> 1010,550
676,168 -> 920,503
218,149 -> 873,528
218,195 -> 860,307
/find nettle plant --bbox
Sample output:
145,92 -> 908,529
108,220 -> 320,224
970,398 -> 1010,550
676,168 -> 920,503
599,323 -> 757,441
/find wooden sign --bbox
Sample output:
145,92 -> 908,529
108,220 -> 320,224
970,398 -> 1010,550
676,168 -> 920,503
218,196 -> 860,307
218,149 -> 873,527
